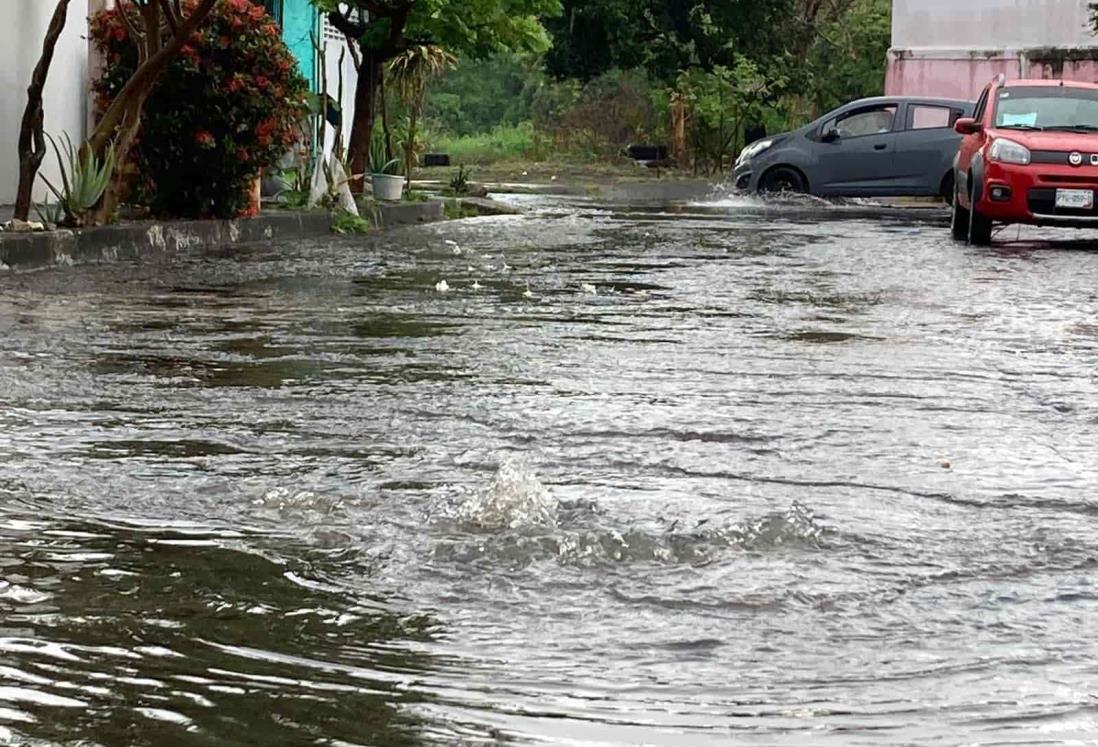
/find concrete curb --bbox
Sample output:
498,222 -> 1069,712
361,200 -> 445,228
0,201 -> 447,273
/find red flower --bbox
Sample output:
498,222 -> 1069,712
113,25 -> 126,42
255,118 -> 276,148
255,75 -> 270,90
194,130 -> 216,149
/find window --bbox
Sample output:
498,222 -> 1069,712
263,0 -> 283,23
823,105 -> 898,138
994,86 -> 1098,129
909,105 -> 961,130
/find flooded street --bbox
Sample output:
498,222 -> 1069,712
3,193 -> 1098,745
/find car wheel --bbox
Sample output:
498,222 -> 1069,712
759,167 -> 807,194
969,194 -> 993,246
950,183 -> 969,242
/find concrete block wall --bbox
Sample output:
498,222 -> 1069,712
887,0 -> 1098,100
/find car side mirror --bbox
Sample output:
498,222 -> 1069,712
821,127 -> 841,143
954,117 -> 982,135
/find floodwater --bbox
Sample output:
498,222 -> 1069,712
2,192 -> 1098,746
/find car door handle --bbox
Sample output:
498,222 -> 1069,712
874,144 -> 888,151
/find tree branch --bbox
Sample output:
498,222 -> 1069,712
156,0 -> 179,35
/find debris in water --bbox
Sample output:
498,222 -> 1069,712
581,283 -> 598,295
435,280 -> 450,293
472,280 -> 483,291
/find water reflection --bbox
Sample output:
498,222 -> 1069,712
0,496 -> 438,746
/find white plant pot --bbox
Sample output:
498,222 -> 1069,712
372,174 -> 405,201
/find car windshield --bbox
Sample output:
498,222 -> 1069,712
994,86 -> 1098,130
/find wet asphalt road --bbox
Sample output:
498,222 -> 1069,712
2,191 -> 1098,745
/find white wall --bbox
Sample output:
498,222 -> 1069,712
321,19 -> 359,155
892,0 -> 1098,51
0,1 -> 90,207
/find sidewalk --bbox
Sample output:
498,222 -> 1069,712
0,201 -> 447,272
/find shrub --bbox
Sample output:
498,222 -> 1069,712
90,0 -> 309,219
536,69 -> 662,159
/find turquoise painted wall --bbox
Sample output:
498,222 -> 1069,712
281,0 -> 318,91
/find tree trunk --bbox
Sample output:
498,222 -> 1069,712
380,73 -> 394,162
405,106 -> 418,190
347,54 -> 383,192
13,0 -> 72,222
92,91 -> 148,224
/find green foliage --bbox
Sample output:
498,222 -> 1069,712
541,0 -> 892,137
545,0 -> 796,82
370,132 -> 401,175
538,68 -> 662,158
677,58 -> 779,173
90,1 -> 309,219
448,165 -> 472,195
34,200 -> 64,228
278,151 -> 313,209
331,209 -> 371,234
799,0 -> 891,117
40,133 -> 116,226
312,0 -> 560,61
425,54 -> 539,135
444,198 -> 479,219
429,123 -> 538,164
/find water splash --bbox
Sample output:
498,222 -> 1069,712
435,501 -> 829,569
457,458 -> 557,531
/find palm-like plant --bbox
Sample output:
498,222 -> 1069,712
388,45 -> 456,187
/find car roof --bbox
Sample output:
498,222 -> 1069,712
845,95 -> 974,108
1002,78 -> 1098,90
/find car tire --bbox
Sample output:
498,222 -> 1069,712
759,167 -> 807,194
969,197 -> 993,246
950,187 -> 970,242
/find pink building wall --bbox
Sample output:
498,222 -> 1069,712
887,0 -> 1098,100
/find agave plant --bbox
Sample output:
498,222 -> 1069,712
369,132 -> 401,176
40,132 -> 116,226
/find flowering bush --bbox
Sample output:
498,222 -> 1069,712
90,0 -> 309,218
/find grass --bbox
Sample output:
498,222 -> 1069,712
428,123 -> 539,165
422,122 -> 698,187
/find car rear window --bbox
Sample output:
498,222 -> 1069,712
909,105 -> 960,130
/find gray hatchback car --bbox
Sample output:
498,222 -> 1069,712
733,97 -> 975,199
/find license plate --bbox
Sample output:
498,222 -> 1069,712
1056,188 -> 1094,209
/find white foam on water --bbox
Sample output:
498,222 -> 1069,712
0,707 -> 34,723
0,687 -> 86,709
458,458 -> 557,531
135,708 -> 192,726
0,584 -> 52,606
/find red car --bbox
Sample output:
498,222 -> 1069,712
952,75 -> 1098,244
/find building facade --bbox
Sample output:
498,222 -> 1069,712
886,0 -> 1098,100
2,0 -> 357,208
0,1 -> 94,206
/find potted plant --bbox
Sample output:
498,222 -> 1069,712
370,135 -> 404,201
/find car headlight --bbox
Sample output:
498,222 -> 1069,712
989,138 -> 1031,165
736,139 -> 774,166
